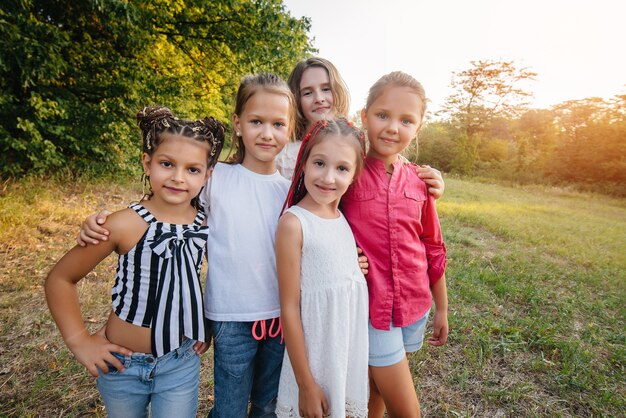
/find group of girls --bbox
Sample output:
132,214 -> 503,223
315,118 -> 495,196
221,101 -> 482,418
45,56 -> 448,418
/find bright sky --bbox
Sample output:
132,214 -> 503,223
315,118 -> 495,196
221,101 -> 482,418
282,0 -> 626,115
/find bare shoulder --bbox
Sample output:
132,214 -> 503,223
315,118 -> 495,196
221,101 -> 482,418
102,208 -> 143,231
276,212 -> 302,244
278,212 -> 301,233
104,208 -> 149,251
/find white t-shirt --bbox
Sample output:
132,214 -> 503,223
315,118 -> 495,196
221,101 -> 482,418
275,140 -> 302,180
199,163 -> 290,321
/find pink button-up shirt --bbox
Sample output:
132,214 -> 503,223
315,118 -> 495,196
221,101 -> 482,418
341,157 -> 446,330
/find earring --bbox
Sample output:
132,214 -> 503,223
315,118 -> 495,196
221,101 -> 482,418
236,131 -> 241,137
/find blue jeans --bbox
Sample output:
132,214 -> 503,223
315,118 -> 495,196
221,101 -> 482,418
208,320 -> 285,418
97,338 -> 200,418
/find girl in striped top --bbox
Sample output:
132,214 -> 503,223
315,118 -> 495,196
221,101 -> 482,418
45,106 -> 225,418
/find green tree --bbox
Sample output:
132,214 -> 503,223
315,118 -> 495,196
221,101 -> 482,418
434,60 -> 536,174
413,121 -> 456,172
551,96 -> 626,188
514,108 -> 558,173
0,0 -> 314,177
439,60 -> 537,136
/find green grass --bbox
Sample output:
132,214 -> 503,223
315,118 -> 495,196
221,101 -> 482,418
411,178 -> 625,416
0,176 -> 624,416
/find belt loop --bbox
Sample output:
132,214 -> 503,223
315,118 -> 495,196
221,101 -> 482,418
175,341 -> 186,358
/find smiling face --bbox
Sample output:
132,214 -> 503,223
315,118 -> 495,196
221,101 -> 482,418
233,90 -> 291,174
299,66 -> 335,128
301,135 -> 358,214
142,132 -> 211,208
361,85 -> 424,166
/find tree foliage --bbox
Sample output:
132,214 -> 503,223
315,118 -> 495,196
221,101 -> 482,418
414,62 -> 626,194
439,60 -> 537,136
0,0 -> 314,177
418,92 -> 626,195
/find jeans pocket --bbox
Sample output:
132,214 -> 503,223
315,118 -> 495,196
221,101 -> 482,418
182,343 -> 197,360
210,320 -> 227,343
103,352 -> 129,375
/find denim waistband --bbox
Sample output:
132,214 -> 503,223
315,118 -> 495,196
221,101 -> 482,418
114,337 -> 194,365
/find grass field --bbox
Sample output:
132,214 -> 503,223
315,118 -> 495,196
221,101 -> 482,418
0,176 -> 624,417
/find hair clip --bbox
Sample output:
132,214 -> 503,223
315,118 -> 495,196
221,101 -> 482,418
162,119 -> 170,128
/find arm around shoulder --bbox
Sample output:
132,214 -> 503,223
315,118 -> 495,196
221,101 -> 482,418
416,165 -> 445,199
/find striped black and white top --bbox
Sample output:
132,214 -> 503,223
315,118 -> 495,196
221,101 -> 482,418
111,203 -> 208,357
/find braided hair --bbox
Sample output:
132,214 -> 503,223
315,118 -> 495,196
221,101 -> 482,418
136,106 -> 226,208
282,117 -> 365,213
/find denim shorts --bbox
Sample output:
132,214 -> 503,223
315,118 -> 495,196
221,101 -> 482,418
96,338 -> 200,418
368,310 -> 430,367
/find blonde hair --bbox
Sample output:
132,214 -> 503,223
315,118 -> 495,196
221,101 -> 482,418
228,73 -> 296,164
288,57 -> 350,140
365,71 -> 427,130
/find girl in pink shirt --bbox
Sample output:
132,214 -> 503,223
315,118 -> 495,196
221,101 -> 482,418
341,72 -> 449,418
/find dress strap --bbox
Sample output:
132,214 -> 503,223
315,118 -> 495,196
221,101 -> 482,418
128,203 -> 156,224
193,209 -> 206,227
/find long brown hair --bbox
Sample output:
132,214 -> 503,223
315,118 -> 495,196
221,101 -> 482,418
288,57 -> 350,140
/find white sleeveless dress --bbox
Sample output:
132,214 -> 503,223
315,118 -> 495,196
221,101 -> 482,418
276,206 -> 369,418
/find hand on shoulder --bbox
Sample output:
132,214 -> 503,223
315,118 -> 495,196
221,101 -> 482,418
101,208 -> 150,254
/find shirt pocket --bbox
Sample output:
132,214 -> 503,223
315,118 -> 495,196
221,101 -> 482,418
349,190 -> 379,219
403,188 -> 427,220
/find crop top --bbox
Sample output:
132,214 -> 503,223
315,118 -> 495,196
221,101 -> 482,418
111,203 -> 208,356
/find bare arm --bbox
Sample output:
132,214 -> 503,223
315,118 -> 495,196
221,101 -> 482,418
428,274 -> 449,346
276,213 -> 329,418
46,211 -> 133,376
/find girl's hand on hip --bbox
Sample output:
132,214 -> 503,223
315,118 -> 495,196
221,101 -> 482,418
193,340 -> 209,355
298,382 -> 330,418
68,327 -> 133,377
77,209 -> 112,246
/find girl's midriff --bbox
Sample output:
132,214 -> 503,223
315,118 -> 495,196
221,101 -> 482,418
105,311 -> 152,354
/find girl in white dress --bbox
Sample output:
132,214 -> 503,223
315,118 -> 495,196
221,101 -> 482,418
275,118 -> 369,418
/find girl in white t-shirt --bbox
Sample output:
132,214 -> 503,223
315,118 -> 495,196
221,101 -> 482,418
77,73 -> 296,417
198,73 -> 295,417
